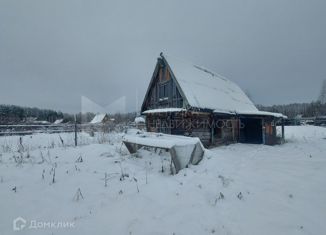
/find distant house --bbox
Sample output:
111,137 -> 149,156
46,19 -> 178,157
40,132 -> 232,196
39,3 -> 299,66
33,120 -> 51,125
141,53 -> 286,147
24,117 -> 37,124
53,119 -> 64,124
315,116 -> 326,126
90,113 -> 110,124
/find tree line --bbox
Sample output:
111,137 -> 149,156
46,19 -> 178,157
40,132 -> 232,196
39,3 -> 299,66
0,104 -> 138,124
0,104 -> 64,124
257,79 -> 326,118
257,101 -> 326,119
2,101 -> 325,125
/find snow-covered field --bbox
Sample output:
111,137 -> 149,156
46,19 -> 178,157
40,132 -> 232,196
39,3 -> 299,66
0,126 -> 325,235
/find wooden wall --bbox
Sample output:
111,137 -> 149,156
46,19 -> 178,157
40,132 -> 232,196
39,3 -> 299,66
146,112 -> 243,147
143,59 -> 183,111
146,111 -> 212,147
146,113 -> 281,146
212,117 -> 239,146
264,118 -> 278,145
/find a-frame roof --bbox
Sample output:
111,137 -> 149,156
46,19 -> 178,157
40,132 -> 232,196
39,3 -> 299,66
142,53 -> 258,113
163,54 -> 259,113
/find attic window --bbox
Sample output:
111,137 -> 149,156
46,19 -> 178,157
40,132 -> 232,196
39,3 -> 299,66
159,83 -> 169,99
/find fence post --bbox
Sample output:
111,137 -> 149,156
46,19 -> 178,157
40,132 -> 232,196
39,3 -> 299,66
74,114 -> 77,147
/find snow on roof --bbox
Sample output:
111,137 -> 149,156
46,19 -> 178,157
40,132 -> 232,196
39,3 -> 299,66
134,116 -> 145,123
90,114 -> 107,124
236,110 -> 287,118
53,119 -> 63,124
142,108 -> 186,114
212,110 -> 287,118
33,120 -> 50,124
164,55 -> 259,113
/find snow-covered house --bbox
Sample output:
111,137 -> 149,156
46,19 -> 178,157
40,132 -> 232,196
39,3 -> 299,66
141,53 -> 286,146
90,113 -> 110,124
53,119 -> 64,124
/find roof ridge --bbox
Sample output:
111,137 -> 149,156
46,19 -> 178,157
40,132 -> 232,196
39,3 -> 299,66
193,64 -> 229,82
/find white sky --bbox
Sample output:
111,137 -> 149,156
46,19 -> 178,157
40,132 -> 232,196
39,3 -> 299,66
0,0 -> 325,113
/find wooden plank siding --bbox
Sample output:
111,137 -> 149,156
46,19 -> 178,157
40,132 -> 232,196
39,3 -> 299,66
143,61 -> 183,111
146,111 -> 243,147
212,117 -> 239,146
264,118 -> 278,145
145,112 -> 280,147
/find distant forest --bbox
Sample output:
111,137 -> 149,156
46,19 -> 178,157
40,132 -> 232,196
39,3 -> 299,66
1,101 -> 325,124
257,101 -> 326,119
0,104 -> 64,124
0,104 -> 137,124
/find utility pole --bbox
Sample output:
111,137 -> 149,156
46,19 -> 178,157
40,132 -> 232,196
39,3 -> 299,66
74,114 -> 78,147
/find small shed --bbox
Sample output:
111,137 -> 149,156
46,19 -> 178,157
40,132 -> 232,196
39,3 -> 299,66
53,119 -> 64,124
315,116 -> 326,126
90,113 -> 110,124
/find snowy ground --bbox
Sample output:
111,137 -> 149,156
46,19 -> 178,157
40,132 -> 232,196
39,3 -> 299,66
0,126 -> 325,235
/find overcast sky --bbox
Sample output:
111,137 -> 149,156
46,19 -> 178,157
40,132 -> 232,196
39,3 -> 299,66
1,0 -> 325,113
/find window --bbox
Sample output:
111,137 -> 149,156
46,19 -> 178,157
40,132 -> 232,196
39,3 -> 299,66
159,83 -> 169,99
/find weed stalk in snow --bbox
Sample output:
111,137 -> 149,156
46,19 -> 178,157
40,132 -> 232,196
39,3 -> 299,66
39,151 -> 45,164
104,173 -> 108,187
76,155 -> 83,163
145,161 -> 148,184
59,135 -> 64,146
52,167 -> 56,184
18,137 -> 24,152
133,177 -> 139,193
73,188 -> 84,201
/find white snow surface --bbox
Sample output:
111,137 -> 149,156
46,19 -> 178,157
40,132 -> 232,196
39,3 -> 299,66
0,126 -> 326,235
164,55 -> 259,113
